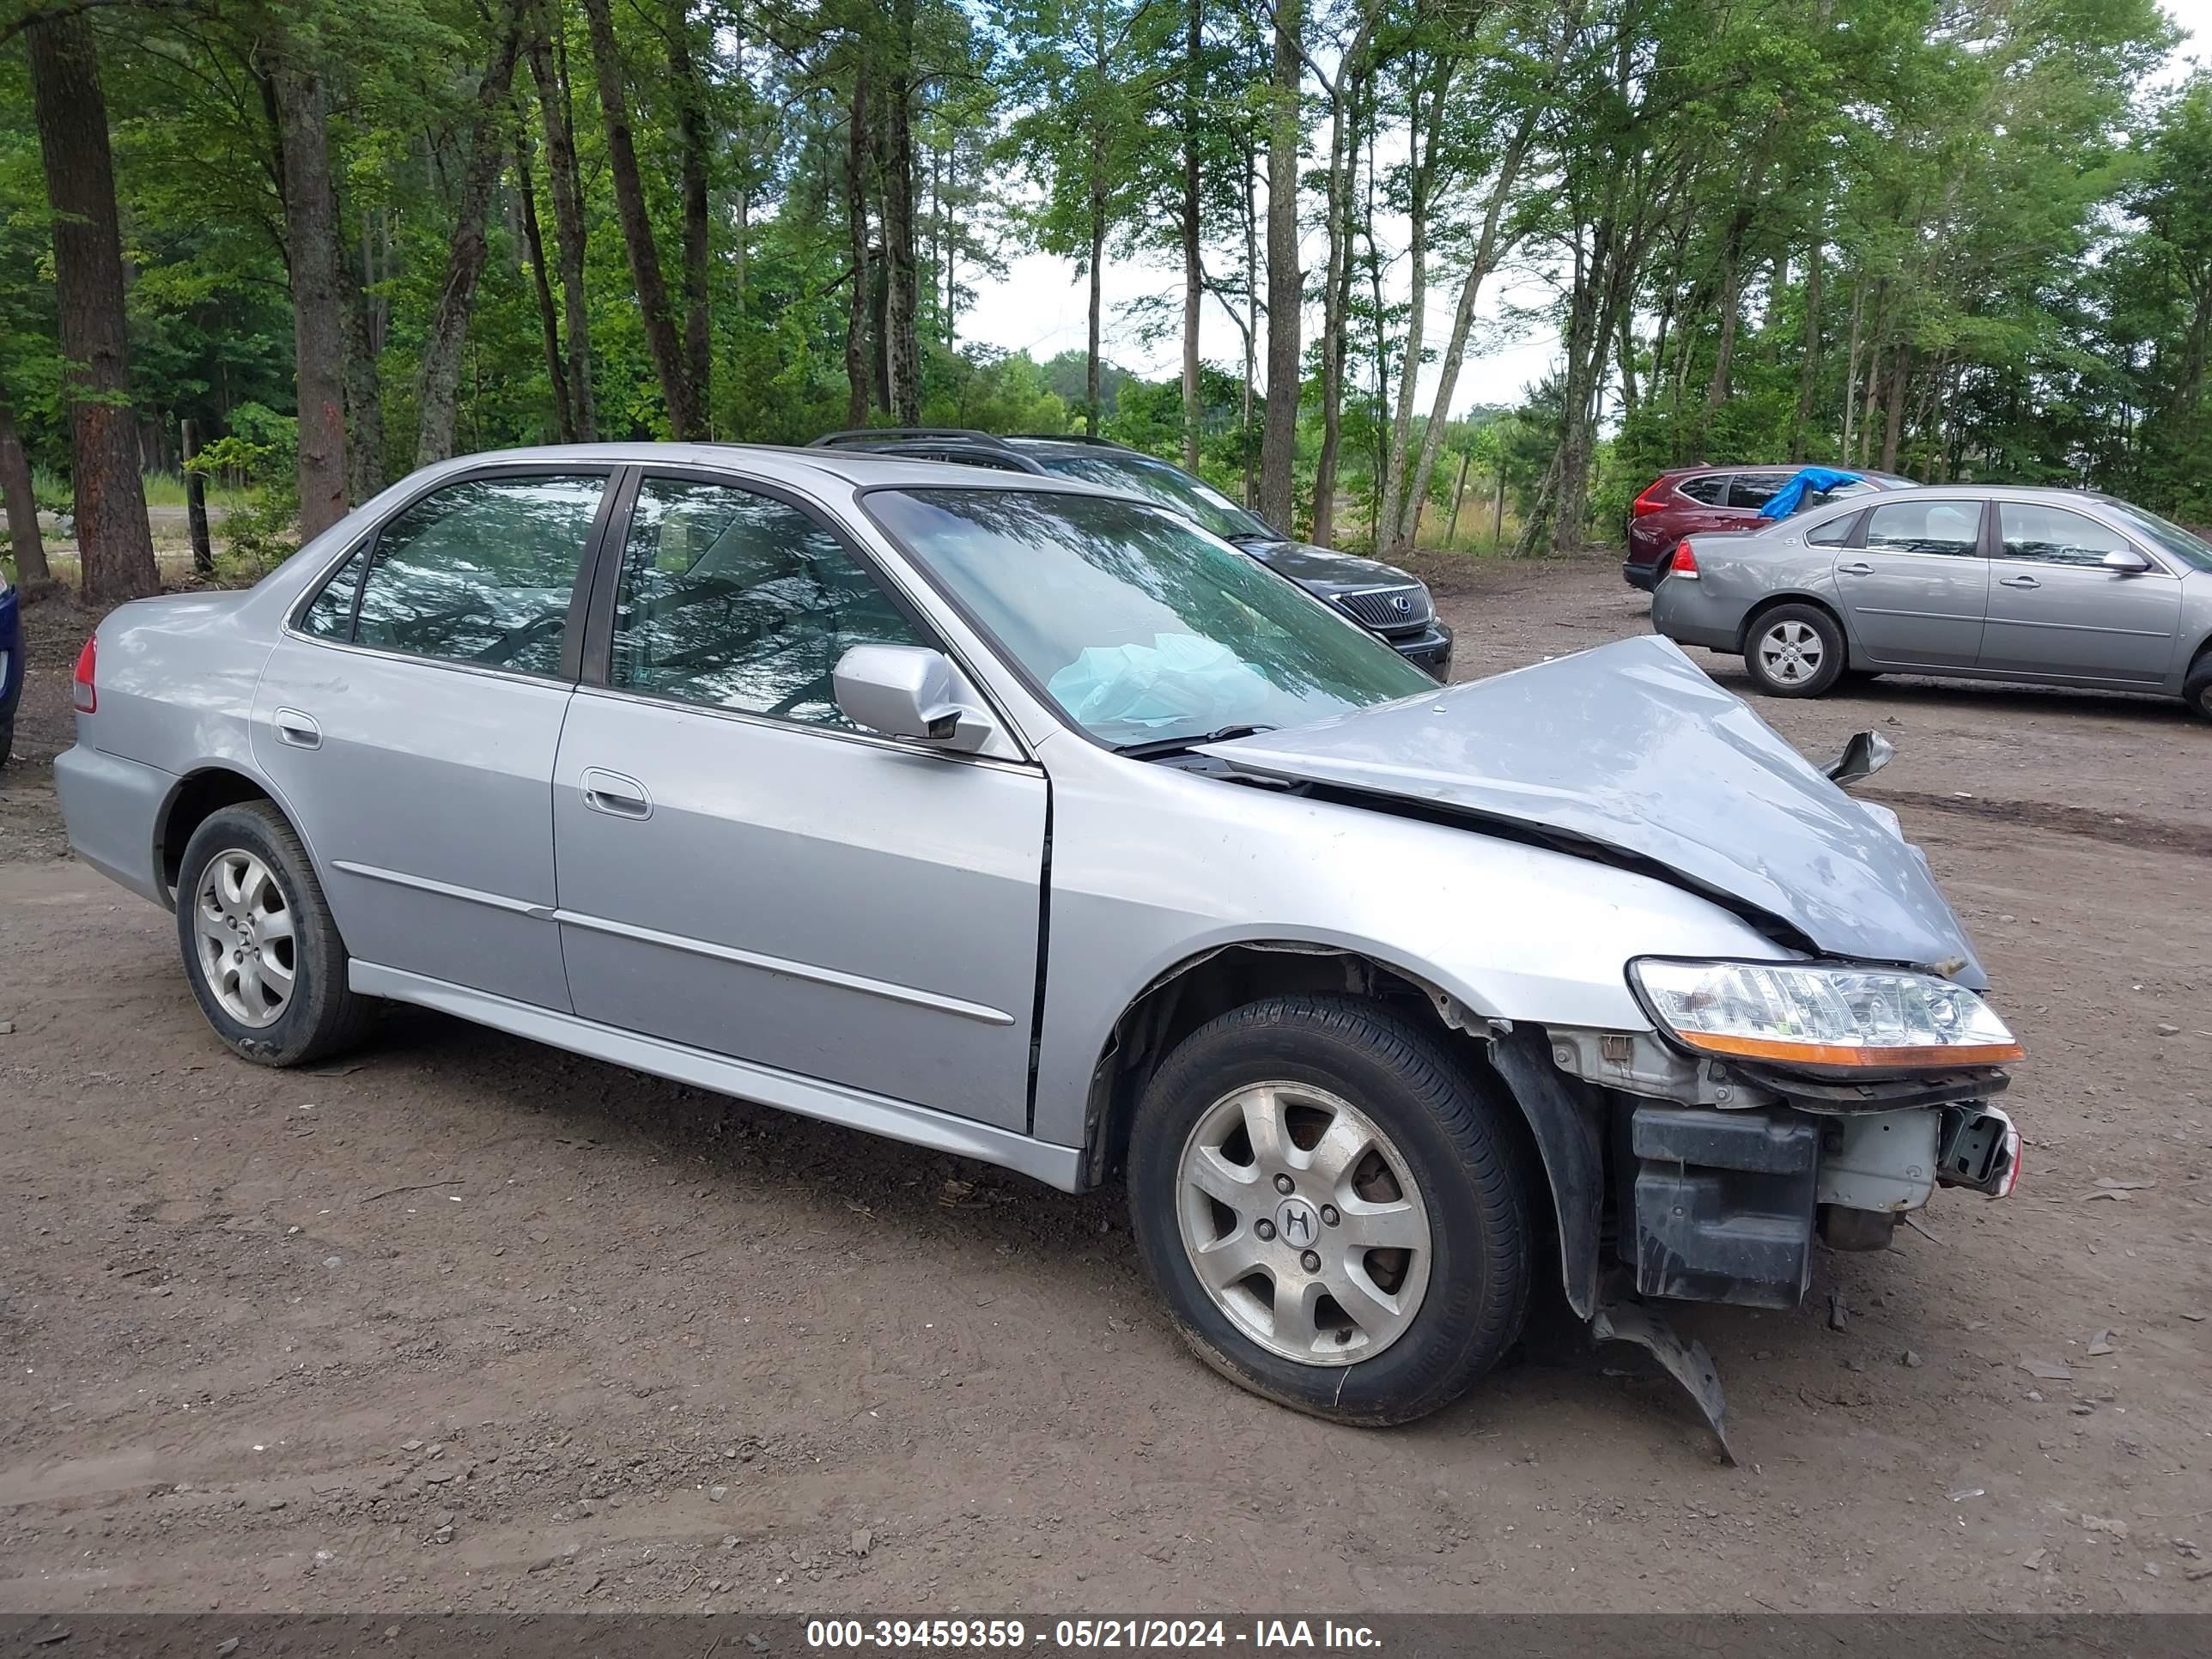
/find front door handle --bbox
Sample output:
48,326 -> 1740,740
1837,562 -> 1874,577
273,708 -> 321,750
580,768 -> 653,820
1997,574 -> 2041,589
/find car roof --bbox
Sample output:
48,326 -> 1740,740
1670,463 -> 1916,483
400,441 -> 1122,495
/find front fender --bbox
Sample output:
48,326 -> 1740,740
1029,741 -> 1790,1152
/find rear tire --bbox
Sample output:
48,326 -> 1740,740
2185,652 -> 2212,723
175,801 -> 373,1066
1742,602 -> 1847,698
1127,994 -> 1533,1426
0,715 -> 13,768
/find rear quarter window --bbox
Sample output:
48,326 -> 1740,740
1676,475 -> 1731,507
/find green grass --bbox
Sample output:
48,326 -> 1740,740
28,465 -> 252,513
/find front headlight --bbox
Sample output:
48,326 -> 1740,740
1629,958 -> 2022,1071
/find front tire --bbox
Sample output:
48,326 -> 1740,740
1127,994 -> 1533,1426
175,801 -> 372,1066
1742,601 -> 1847,697
2185,652 -> 2212,723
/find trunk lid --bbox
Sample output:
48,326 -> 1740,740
1200,635 -> 1984,986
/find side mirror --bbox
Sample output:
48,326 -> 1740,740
2101,548 -> 2153,575
833,643 -> 998,754
1825,729 -> 1895,788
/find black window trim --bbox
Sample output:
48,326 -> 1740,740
580,463 -> 1035,759
284,460 -> 627,685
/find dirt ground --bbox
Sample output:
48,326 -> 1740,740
1,557 -> 2208,1615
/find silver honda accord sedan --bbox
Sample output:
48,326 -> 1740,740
1651,483 -> 2212,714
57,443 -> 2026,1434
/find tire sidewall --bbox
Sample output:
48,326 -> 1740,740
174,805 -> 341,1066
1127,1006 -> 1527,1425
2186,659 -> 2212,722
1744,603 -> 1847,697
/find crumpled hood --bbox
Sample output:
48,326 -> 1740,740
1200,635 -> 1985,986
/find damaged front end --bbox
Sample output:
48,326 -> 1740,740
1198,635 -> 2027,1457
1492,1019 -> 2019,1462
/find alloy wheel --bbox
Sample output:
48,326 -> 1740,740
192,848 -> 296,1028
1174,1081 -> 1432,1365
1757,618 -> 1826,684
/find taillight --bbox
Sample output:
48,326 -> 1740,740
72,635 -> 97,713
1631,481 -> 1670,517
1668,542 -> 1699,579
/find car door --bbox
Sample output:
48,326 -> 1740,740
252,466 -> 617,1011
1831,497 -> 1990,668
550,469 -> 1048,1132
1980,501 -> 2182,684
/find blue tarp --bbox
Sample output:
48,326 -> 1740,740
1756,465 -> 1864,520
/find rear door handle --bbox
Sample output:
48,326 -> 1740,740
1837,562 -> 1874,577
1997,574 -> 2041,589
273,708 -> 321,750
580,768 -> 653,820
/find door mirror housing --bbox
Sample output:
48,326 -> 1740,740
834,644 -> 998,754
2101,548 -> 2153,575
1824,729 -> 1895,788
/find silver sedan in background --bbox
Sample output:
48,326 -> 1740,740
1651,485 -> 2212,717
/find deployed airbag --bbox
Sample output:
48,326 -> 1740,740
1048,633 -> 1273,732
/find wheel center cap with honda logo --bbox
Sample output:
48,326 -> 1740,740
1275,1195 -> 1321,1249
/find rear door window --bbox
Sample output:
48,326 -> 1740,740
1728,476 -> 1784,511
348,474 -> 608,675
1806,511 -> 1862,547
1864,499 -> 1984,558
1675,475 -> 1731,507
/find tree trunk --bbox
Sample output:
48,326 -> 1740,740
526,0 -> 596,440
181,419 -> 214,576
580,0 -> 699,437
0,386 -> 52,592
1378,57 -> 1450,555
416,23 -> 522,467
882,0 -> 921,426
1879,347 -> 1909,473
1838,273 -> 1864,462
1242,135 -> 1258,507
1179,0 -> 1203,470
1310,24 -> 1374,550
341,264 -> 386,504
1442,447 -> 1470,546
1789,234 -> 1823,461
1400,100 -> 1541,545
666,0 -> 713,423
844,64 -> 874,428
514,118 -> 574,440
265,48 -> 351,539
27,10 -> 159,600
1257,0 -> 1303,533
1086,162 -> 1105,437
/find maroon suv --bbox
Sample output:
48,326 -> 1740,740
1623,465 -> 1913,589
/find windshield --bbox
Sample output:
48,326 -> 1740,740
865,489 -> 1435,749
2103,501 -> 2212,572
1032,453 -> 1276,543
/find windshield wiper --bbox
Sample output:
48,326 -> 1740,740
1115,724 -> 1276,761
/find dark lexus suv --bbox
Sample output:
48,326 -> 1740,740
808,429 -> 1454,677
